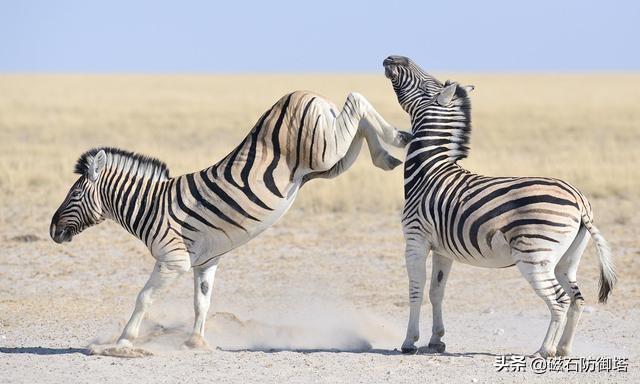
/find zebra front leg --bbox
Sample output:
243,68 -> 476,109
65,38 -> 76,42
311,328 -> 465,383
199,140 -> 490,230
401,237 -> 430,354
184,264 -> 218,349
428,253 -> 453,353
117,259 -> 190,347
515,252 -> 570,358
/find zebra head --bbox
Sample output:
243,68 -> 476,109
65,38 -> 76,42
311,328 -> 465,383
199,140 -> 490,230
383,55 -> 473,116
50,149 -> 107,243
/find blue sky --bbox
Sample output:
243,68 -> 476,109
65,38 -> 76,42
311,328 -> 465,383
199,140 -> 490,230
1,0 -> 638,72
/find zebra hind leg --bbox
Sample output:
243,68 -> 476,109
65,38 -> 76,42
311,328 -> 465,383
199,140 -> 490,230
301,131 -> 366,184
427,253 -> 453,353
336,92 -> 406,171
514,251 -> 570,358
555,226 -> 589,356
302,92 -> 405,183
353,92 -> 409,170
359,118 -> 403,171
184,264 -> 218,349
354,92 -> 413,148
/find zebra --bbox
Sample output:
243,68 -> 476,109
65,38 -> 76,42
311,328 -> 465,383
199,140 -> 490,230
382,55 -> 616,357
50,90 -> 411,349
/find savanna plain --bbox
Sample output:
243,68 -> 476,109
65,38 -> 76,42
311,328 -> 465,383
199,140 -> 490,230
1,74 -> 639,383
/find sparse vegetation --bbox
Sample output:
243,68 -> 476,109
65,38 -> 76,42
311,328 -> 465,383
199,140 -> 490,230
1,74 -> 638,217
1,74 -> 638,381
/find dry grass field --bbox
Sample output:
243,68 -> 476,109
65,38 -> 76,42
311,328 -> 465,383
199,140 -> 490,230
1,74 -> 639,383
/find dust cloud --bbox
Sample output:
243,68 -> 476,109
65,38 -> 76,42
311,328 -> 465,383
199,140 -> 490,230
87,297 -> 402,357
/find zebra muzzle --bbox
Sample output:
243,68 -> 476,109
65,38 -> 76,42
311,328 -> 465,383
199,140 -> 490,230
383,55 -> 409,67
50,222 -> 72,243
383,56 -> 407,79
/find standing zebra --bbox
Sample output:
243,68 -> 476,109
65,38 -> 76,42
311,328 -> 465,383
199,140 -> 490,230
382,56 -> 616,357
50,90 -> 411,349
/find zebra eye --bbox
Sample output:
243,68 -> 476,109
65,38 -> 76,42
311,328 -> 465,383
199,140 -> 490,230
72,190 -> 83,198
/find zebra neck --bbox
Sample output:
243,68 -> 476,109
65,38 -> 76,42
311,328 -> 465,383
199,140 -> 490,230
98,175 -> 170,246
409,105 -> 471,167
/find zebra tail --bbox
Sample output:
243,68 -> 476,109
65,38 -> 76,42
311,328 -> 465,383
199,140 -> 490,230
582,215 -> 617,303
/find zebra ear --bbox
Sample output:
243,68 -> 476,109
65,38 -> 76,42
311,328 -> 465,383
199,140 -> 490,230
436,83 -> 458,106
463,85 -> 475,93
88,150 -> 107,182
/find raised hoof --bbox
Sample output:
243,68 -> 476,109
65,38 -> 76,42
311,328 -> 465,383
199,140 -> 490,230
386,155 -> 403,170
427,342 -> 446,353
401,345 -> 418,355
373,153 -> 403,170
395,131 -> 414,147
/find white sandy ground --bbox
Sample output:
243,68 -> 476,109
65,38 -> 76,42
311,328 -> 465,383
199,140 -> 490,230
1,198 -> 638,383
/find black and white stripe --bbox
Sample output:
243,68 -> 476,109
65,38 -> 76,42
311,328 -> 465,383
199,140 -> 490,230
50,90 -> 411,349
383,56 -> 616,357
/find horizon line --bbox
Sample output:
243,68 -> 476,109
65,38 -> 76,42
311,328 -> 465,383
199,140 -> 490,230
1,70 -> 640,76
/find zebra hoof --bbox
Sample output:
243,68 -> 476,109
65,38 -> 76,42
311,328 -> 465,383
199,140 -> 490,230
556,346 -> 572,357
395,131 -> 414,147
428,342 -> 446,353
116,338 -> 134,348
535,347 -> 556,358
183,334 -> 210,350
531,347 -> 556,358
401,345 -> 418,354
386,155 -> 403,170
373,152 -> 403,171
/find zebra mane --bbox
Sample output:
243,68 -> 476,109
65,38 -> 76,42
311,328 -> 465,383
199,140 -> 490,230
441,80 -> 472,160
74,147 -> 170,180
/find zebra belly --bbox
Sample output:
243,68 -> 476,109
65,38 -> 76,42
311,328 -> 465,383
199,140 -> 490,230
432,230 -> 515,268
189,184 -> 300,265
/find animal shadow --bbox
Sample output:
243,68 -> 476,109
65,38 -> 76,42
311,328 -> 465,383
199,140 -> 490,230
0,346 -> 90,356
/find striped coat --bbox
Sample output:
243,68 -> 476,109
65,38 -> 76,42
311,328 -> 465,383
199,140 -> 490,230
383,55 -> 615,358
51,90 -> 410,349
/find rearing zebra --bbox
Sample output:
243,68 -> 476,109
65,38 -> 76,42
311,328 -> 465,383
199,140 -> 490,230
383,56 -> 616,357
50,90 -> 411,349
